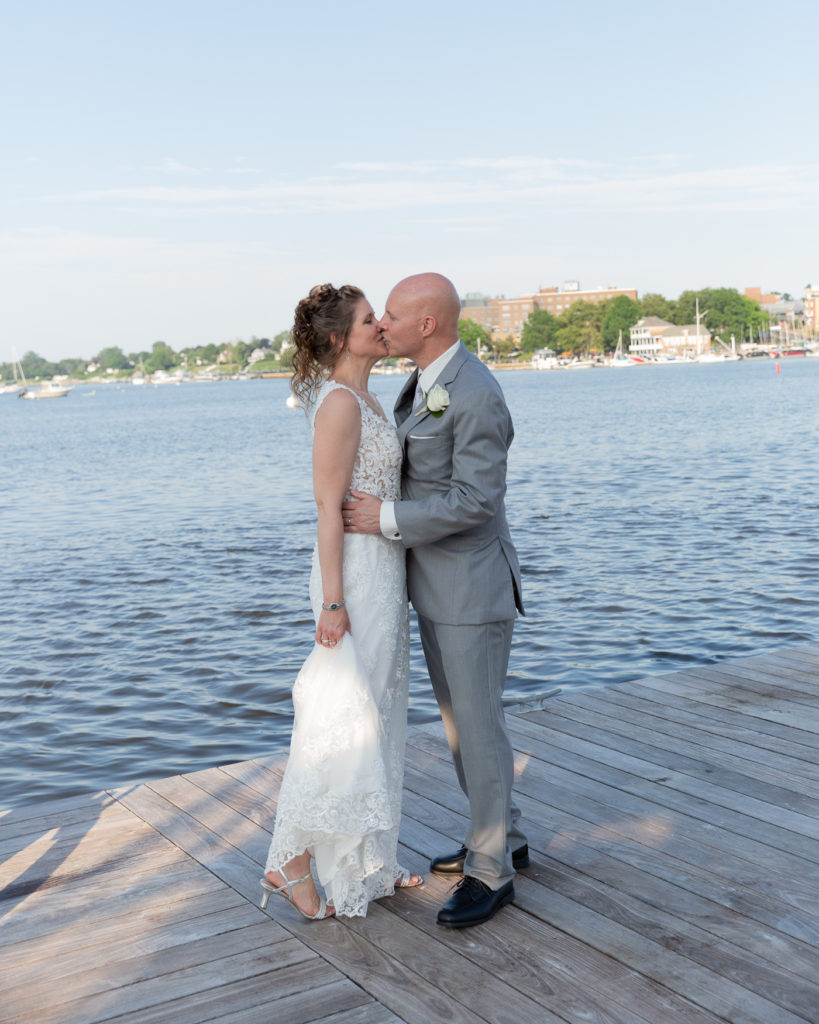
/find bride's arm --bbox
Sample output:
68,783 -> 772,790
312,389 -> 361,645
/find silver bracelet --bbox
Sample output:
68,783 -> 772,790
322,599 -> 346,611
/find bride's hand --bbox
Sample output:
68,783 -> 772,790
316,607 -> 351,649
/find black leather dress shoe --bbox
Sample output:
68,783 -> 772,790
437,876 -> 515,928
430,843 -> 529,875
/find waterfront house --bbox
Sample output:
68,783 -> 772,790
628,317 -> 673,358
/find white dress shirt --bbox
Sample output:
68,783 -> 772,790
379,341 -> 461,539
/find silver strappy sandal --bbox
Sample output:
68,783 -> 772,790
394,867 -> 425,888
259,869 -> 334,920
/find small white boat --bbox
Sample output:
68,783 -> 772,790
21,380 -> 73,399
531,349 -> 559,370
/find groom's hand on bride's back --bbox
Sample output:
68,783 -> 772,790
342,490 -> 382,534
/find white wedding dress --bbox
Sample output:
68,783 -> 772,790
265,381 -> 410,917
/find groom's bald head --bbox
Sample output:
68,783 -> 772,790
396,273 -> 461,337
380,273 -> 461,367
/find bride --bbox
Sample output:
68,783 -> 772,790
261,283 -> 423,919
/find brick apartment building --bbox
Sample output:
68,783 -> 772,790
461,282 -> 638,341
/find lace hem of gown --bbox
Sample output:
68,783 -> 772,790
265,631 -> 407,917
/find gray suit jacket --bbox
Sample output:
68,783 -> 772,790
393,342 -> 524,625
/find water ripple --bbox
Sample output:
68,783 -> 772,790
2,362 -> 818,807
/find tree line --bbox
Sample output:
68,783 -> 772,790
1,331 -> 294,382
460,287 -> 774,358
0,286 -> 782,381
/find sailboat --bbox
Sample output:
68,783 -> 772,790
1,350 -> 25,395
714,334 -> 741,361
132,356 -> 148,385
693,299 -> 725,362
608,330 -> 637,367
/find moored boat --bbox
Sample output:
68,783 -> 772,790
21,379 -> 73,399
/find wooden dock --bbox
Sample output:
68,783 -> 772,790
2,644 -> 818,1024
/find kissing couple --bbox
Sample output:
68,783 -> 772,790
260,272 -> 526,928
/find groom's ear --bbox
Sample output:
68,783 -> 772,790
420,314 -> 437,338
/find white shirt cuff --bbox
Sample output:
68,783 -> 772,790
380,500 -> 401,540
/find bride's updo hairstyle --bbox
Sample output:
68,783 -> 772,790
291,283 -> 365,407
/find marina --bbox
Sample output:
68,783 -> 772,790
1,643 -> 817,1023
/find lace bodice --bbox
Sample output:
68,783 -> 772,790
310,381 -> 402,501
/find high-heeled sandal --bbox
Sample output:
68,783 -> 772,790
259,869 -> 334,920
395,868 -> 424,888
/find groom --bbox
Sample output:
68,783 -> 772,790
343,272 -> 527,928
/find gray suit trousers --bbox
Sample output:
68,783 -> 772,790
417,614 -> 526,889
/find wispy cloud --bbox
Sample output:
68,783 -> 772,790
155,157 -> 202,175
50,156 -> 819,216
151,157 -> 262,176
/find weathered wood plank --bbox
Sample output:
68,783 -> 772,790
130,770 -> 529,1024
505,712 -> 819,849
568,686 -> 819,783
0,803 -> 146,860
517,867 -> 813,1024
538,696 -> 819,808
704,657 -> 819,699
412,716 -> 800,859
765,646 -> 819,674
0,905 -> 284,998
0,888 -> 248,978
2,923 -> 305,1021
378,866 -> 729,1024
619,676 -> 819,761
405,723 -> 819,922
175,976 -> 383,1024
0,856 -> 228,951
622,668 -> 819,735
401,742 -> 819,950
2,644 -> 817,1024
11,943 -> 319,1024
399,764 -> 817,1023
0,824 -> 177,899
0,791 -> 117,831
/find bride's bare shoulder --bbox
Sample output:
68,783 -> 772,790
313,384 -> 361,430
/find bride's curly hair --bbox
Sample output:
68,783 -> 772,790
290,283 -> 365,407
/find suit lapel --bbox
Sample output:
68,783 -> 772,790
398,396 -> 422,447
396,343 -> 470,449
394,368 -> 418,428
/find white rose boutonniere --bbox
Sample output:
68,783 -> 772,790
420,384 -> 450,418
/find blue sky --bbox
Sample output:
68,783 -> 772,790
2,0 -> 817,360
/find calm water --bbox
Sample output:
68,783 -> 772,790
2,360 -> 818,808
